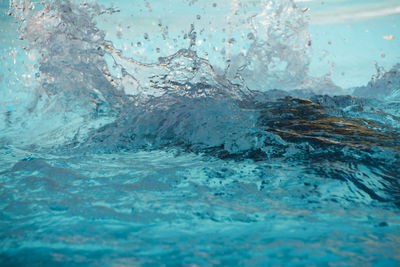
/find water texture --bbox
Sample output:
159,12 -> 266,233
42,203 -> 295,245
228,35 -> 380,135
0,0 -> 399,265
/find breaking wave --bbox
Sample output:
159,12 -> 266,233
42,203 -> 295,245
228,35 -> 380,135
0,0 -> 399,265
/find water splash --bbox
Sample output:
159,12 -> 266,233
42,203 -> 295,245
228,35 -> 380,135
1,0 -> 400,265
9,0 -> 123,112
3,0 -> 400,198
354,63 -> 400,101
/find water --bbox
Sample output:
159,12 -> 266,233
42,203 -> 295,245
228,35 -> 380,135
0,0 -> 399,265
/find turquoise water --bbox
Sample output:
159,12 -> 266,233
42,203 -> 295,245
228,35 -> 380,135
0,0 -> 400,266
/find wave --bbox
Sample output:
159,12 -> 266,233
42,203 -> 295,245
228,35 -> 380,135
1,0 -> 400,208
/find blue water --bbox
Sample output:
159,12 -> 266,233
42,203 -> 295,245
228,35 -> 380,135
0,0 -> 400,266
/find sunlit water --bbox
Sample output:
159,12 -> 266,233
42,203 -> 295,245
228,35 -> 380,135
0,0 -> 399,266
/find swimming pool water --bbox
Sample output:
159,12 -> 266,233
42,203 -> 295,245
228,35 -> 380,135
0,0 -> 399,266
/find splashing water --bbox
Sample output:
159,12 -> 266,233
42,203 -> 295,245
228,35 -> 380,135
1,0 -> 400,265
